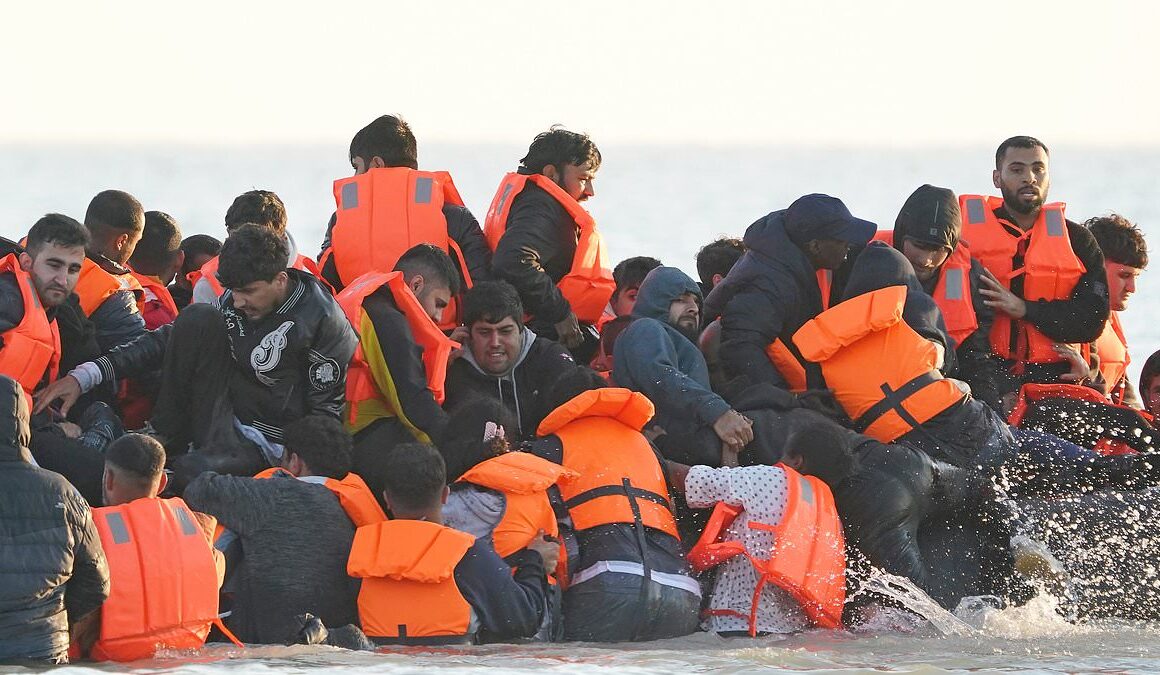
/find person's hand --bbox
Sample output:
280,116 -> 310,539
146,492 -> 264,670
33,375 -> 82,416
554,311 -> 583,349
1054,343 -> 1092,384
665,460 -> 691,494
979,268 -> 1027,319
57,421 -> 82,439
527,531 -> 561,572
712,409 -> 753,452
720,444 -> 740,468
447,326 -> 469,362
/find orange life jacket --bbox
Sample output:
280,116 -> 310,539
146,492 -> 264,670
75,257 -> 144,316
129,271 -> 179,321
1095,311 -> 1130,405
347,519 -> 475,644
483,172 -> 615,325
959,195 -> 1085,364
873,230 -> 978,347
536,388 -> 679,540
761,269 -> 833,393
337,270 -> 458,425
89,497 -> 219,662
686,465 -> 846,633
252,467 -> 387,527
193,252 -> 325,299
793,285 -> 967,443
456,451 -> 575,558
1005,382 -> 1151,456
0,254 -> 61,404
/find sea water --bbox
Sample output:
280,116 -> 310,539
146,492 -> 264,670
2,142 -> 1160,673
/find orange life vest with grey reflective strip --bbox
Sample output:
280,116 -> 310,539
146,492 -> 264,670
0,254 -> 61,404
873,230 -> 978,347
483,172 -> 615,324
686,465 -> 845,633
347,519 -> 475,644
762,269 -> 832,392
456,451 -> 575,558
89,497 -> 219,662
1095,311 -> 1130,405
959,195 -> 1085,364
536,388 -> 679,539
75,257 -> 144,316
793,285 -> 967,443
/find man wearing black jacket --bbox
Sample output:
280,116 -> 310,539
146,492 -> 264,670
0,375 -> 109,663
37,224 -> 357,475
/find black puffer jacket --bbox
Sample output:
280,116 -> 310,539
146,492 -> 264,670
0,375 -> 109,663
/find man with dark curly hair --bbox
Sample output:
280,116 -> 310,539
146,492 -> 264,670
1088,213 -> 1148,406
37,224 -> 357,477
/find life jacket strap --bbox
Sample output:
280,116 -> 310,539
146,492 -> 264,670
852,371 -> 939,434
563,484 -> 672,511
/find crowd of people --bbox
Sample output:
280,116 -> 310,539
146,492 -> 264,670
2,117 -> 1158,662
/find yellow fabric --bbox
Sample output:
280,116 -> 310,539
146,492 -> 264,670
346,312 -> 431,443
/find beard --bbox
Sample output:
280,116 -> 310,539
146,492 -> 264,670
1000,184 -> 1045,215
673,317 -> 701,343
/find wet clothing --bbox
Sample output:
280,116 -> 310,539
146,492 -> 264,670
490,175 -> 581,338
444,327 -> 578,439
76,271 -> 356,448
0,376 -> 109,663
319,204 -> 491,294
705,210 -> 828,390
183,470 -> 360,644
614,267 -> 731,462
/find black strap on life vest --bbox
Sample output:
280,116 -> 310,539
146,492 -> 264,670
852,371 -> 940,434
621,477 -> 654,642
374,625 -> 473,646
563,484 -> 672,511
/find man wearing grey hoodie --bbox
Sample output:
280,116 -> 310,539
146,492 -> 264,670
444,281 -> 582,439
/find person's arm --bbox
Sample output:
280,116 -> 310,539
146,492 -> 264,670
89,290 -> 146,352
683,464 -> 766,509
445,205 -> 492,284
614,319 -> 731,427
182,471 -> 273,537
1022,223 -> 1110,344
90,323 -> 173,383
490,191 -> 572,325
63,490 -> 110,626
306,304 -> 358,419
454,538 -> 547,640
718,289 -> 791,388
953,259 -> 1004,410
362,297 -> 448,440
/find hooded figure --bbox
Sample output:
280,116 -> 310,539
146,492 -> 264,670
613,267 -> 734,464
0,375 -> 109,664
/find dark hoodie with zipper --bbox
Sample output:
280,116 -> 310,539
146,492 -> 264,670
0,375 -> 109,663
444,327 -> 579,439
703,210 -> 828,391
613,267 -> 731,458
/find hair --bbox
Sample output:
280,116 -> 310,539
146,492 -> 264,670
84,189 -> 145,236
129,211 -> 183,275
25,213 -> 90,257
613,256 -> 662,295
216,223 -> 289,288
1140,350 -> 1160,398
519,126 -> 602,174
283,415 -> 352,479
224,190 -> 287,234
541,368 -> 608,423
381,442 -> 446,512
395,243 -> 461,295
462,280 -> 524,326
995,136 -> 1050,169
180,234 -> 223,274
783,411 -> 859,487
105,433 -> 166,487
600,315 -> 634,356
437,395 -> 517,481
696,237 -> 745,290
349,114 -> 418,169
1086,213 -> 1148,269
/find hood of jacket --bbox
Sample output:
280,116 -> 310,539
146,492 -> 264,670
703,210 -> 820,321
460,326 -> 539,380
0,375 -> 32,463
632,266 -> 702,323
443,484 -> 506,539
893,184 -> 961,253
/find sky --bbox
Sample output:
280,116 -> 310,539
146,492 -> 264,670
1,0 -> 1156,146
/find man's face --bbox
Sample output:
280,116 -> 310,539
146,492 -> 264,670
806,238 -> 851,270
668,292 -> 700,339
555,161 -> 597,202
20,243 -> 85,308
901,238 -> 951,283
469,316 -> 523,375
611,285 -> 639,317
1105,262 -> 1142,312
994,146 -> 1050,216
230,272 -> 289,321
411,277 -> 452,323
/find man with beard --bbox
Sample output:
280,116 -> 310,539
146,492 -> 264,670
959,137 -> 1109,402
613,266 -> 753,466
